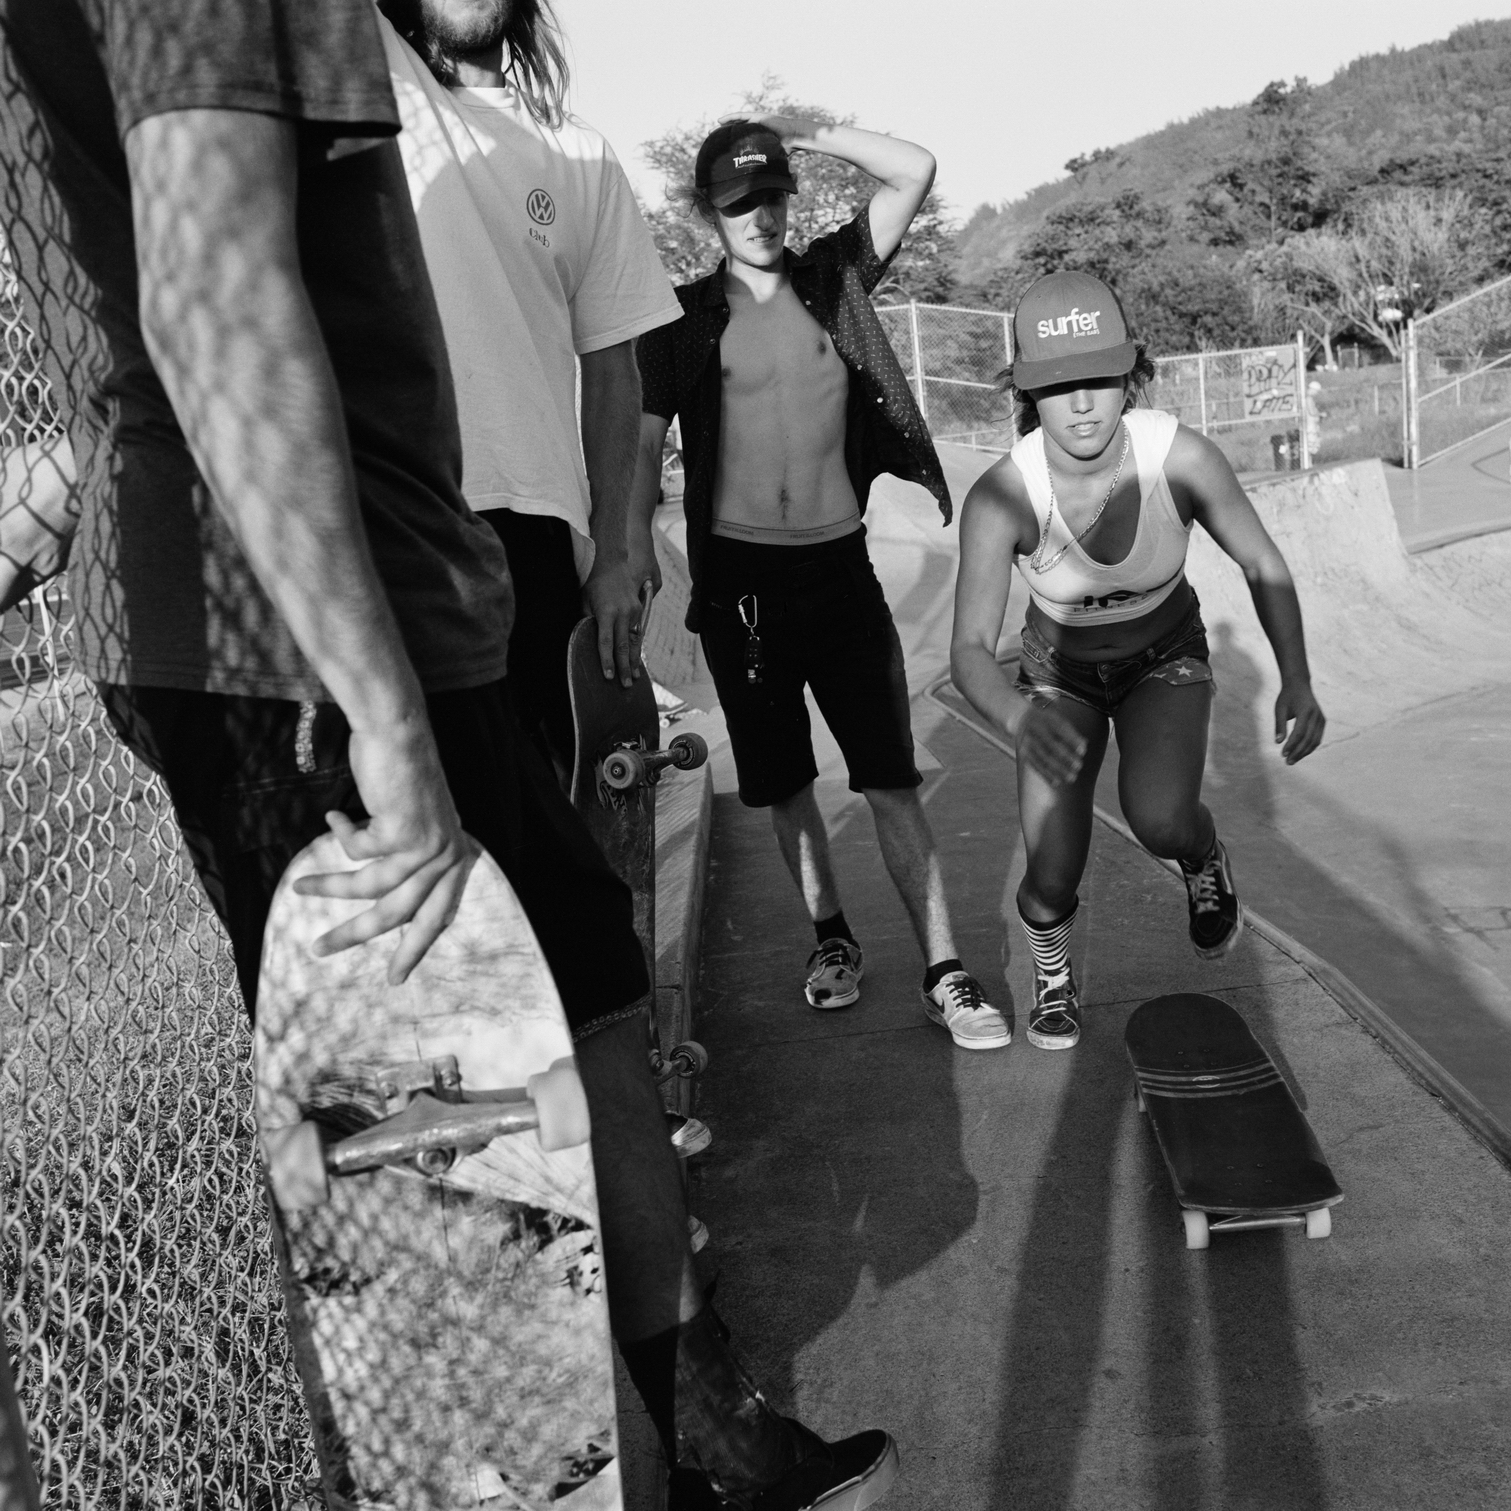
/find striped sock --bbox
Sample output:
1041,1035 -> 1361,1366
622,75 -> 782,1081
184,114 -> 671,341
1019,899 -> 1078,980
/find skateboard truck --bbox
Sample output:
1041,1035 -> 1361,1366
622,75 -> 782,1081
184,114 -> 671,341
598,731 -> 708,801
263,1054 -> 590,1211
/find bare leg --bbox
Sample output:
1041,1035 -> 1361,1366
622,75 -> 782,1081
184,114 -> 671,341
770,781 -> 843,923
1113,679 -> 1215,865
573,1015 -> 701,1341
861,786 -> 957,963
1015,698 -> 1110,923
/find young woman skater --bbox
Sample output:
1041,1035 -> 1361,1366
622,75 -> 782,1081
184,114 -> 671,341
951,271 -> 1326,1050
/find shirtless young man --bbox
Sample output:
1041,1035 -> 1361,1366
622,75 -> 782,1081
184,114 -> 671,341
635,118 -> 1009,1049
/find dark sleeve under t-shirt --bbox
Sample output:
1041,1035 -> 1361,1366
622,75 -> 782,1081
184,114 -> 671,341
0,0 -> 514,698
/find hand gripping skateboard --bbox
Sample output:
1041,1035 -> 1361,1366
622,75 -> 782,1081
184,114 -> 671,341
1126,993 -> 1342,1251
566,608 -> 709,1101
256,832 -> 622,1510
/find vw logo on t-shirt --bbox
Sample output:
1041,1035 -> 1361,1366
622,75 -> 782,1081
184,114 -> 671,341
526,189 -> 556,226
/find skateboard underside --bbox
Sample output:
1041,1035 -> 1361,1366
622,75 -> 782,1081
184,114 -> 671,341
256,835 -> 620,1510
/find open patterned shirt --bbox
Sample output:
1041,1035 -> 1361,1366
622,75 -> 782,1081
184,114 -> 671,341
636,209 -> 951,633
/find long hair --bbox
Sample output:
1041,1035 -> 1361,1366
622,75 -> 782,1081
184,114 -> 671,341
1001,342 -> 1157,437
378,0 -> 570,128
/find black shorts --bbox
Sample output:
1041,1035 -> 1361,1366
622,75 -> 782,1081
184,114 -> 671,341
99,678 -> 648,1039
699,528 -> 921,807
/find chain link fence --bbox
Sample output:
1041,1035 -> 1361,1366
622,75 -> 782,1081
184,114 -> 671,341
876,301 -> 1311,474
875,303 -> 1016,451
1403,272 -> 1511,468
1,249 -> 317,1506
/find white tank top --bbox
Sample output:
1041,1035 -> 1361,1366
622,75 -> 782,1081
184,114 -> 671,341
1011,408 -> 1190,627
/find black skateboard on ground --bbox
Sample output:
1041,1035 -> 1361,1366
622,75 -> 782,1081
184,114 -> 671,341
1125,993 -> 1342,1250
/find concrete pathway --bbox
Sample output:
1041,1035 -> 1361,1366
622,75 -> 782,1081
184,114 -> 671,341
689,698 -> 1511,1509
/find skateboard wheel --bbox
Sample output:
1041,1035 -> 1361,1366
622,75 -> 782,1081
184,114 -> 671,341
668,732 -> 709,771
1305,1207 -> 1332,1240
602,748 -> 645,791
1182,1210 -> 1210,1250
262,1122 -> 331,1212
669,1040 -> 709,1077
529,1057 -> 592,1152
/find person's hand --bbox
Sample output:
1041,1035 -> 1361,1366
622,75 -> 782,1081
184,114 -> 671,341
583,554 -> 649,687
294,715 -> 478,983
1015,703 -> 1089,787
1275,681 -> 1325,765
747,112 -> 819,148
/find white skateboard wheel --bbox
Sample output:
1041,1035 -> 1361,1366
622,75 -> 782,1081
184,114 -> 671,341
528,1057 -> 592,1151
1183,1209 -> 1210,1250
1305,1207 -> 1332,1240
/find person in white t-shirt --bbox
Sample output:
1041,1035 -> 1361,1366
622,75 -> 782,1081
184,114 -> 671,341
374,6 -> 902,1511
376,0 -> 681,784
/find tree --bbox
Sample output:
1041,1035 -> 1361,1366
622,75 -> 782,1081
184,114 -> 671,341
1188,78 -> 1334,248
1010,190 -> 1172,288
1123,257 -> 1259,355
1258,188 -> 1495,358
637,79 -> 958,302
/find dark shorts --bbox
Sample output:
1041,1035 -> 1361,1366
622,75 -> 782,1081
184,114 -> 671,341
1016,592 -> 1215,719
482,509 -> 582,780
99,678 -> 648,1039
699,528 -> 920,807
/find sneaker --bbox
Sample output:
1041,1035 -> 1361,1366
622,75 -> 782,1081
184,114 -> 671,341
749,1423 -> 899,1511
1027,965 -> 1081,1050
804,938 -> 864,1010
667,1110 -> 713,1157
1181,838 -> 1243,959
922,971 -> 1011,1050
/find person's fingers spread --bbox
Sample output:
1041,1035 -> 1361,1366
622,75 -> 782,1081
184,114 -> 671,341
296,849 -> 439,903
324,809 -> 382,859
386,866 -> 470,983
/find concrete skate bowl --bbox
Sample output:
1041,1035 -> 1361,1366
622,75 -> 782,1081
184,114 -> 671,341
1161,460 -> 1511,1158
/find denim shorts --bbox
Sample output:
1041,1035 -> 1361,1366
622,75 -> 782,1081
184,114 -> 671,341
1016,592 -> 1214,718
699,529 -> 921,807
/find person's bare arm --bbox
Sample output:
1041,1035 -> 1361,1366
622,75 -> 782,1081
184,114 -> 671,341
629,409 -> 671,577
581,340 -> 653,686
126,108 -> 472,978
0,435 -> 76,613
1170,427 -> 1325,764
753,114 -> 935,262
950,460 -> 1088,786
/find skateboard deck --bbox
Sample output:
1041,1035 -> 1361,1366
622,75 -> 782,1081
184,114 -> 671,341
255,832 -> 621,1510
566,615 -> 708,1097
1125,993 -> 1342,1250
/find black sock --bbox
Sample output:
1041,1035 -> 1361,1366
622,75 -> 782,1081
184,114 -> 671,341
923,957 -> 965,994
813,911 -> 856,947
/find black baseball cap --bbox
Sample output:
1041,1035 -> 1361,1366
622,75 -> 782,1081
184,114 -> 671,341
695,122 -> 797,210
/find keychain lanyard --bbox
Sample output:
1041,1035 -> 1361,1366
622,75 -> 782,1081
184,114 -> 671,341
737,595 -> 763,685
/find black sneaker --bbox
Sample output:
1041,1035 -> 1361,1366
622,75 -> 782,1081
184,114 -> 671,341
672,1423 -> 899,1511
1180,838 -> 1243,959
1027,964 -> 1081,1050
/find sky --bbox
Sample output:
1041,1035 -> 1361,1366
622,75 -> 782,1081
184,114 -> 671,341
552,1 -> 1511,219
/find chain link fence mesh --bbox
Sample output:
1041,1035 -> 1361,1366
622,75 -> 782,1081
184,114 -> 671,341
1409,272 -> 1511,467
876,303 -> 1016,451
0,190 -> 318,1511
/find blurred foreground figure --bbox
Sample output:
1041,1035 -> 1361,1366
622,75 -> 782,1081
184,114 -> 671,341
0,4 -> 898,1507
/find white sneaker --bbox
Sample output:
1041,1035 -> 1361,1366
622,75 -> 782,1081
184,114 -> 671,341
805,938 -> 864,1009
923,971 -> 1011,1050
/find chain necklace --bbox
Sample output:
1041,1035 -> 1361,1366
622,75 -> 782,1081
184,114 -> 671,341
1028,425 -> 1131,575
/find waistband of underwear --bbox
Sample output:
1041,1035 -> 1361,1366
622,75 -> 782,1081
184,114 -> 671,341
710,512 -> 862,545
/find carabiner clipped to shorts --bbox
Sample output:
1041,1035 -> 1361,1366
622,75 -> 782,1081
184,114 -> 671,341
737,595 -> 763,685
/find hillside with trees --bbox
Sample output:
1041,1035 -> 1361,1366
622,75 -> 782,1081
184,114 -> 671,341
953,19 -> 1511,356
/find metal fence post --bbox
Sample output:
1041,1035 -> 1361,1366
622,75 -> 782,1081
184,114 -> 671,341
1002,311 -> 1016,446
1403,319 -> 1420,469
1197,352 -> 1208,436
1296,330 -> 1310,469
908,300 -> 928,421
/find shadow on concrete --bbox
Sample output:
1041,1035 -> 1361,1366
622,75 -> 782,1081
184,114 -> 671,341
694,777 -> 980,1409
